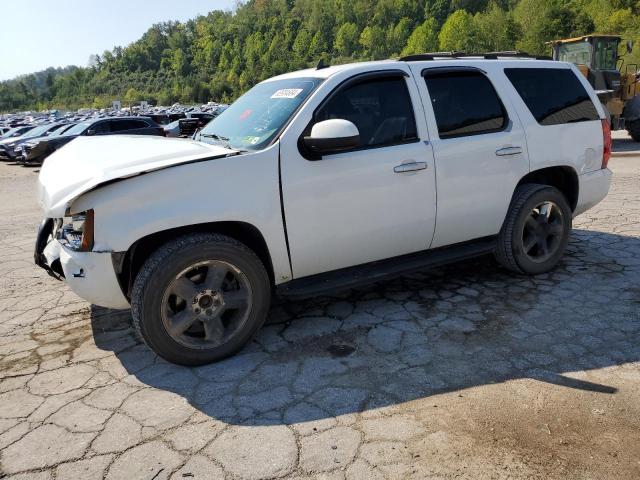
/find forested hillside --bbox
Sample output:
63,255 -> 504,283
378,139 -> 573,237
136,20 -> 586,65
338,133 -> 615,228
1,0 -> 639,111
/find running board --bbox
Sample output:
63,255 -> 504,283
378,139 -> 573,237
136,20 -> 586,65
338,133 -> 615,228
276,236 -> 496,300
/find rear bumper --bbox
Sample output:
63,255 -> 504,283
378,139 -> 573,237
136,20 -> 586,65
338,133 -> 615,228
34,219 -> 130,309
574,168 -> 612,217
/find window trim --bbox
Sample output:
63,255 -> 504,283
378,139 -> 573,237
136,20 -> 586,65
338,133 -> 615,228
421,67 -> 510,140
298,69 -> 420,160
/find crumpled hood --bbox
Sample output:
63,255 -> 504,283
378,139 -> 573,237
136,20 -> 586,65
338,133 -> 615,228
38,135 -> 238,217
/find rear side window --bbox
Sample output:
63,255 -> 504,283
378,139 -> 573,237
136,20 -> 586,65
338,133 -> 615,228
504,68 -> 600,126
423,70 -> 507,139
315,76 -> 418,149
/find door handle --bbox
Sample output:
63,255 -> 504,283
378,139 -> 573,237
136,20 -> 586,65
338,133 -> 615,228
394,161 -> 427,173
496,146 -> 523,156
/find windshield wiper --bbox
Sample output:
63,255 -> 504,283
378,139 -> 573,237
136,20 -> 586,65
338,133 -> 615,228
200,133 -> 233,149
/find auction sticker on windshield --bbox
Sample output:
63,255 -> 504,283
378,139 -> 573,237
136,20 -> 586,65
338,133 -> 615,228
271,88 -> 303,99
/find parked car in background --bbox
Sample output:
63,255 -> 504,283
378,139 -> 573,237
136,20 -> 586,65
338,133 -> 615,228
163,119 -> 181,138
16,123 -> 77,164
0,123 -> 64,161
22,116 -> 164,165
35,55 -> 612,365
0,125 -> 36,140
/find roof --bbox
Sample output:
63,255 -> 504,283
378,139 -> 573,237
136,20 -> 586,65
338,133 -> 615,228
265,55 -> 565,83
547,34 -> 621,45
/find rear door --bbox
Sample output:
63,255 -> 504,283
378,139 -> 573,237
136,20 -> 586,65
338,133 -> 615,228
410,64 -> 530,248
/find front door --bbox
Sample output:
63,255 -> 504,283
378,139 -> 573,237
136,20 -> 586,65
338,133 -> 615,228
280,70 -> 437,279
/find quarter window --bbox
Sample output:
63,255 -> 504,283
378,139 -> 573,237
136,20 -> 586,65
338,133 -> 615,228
505,68 -> 600,126
314,76 -> 418,149
423,70 -> 507,139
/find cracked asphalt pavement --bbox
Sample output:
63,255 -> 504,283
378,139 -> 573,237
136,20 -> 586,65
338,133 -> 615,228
0,152 -> 639,479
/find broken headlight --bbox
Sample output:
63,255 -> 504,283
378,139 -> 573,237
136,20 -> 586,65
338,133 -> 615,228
59,209 -> 94,251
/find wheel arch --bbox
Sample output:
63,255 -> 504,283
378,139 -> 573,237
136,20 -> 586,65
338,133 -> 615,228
115,221 -> 275,300
515,166 -> 579,212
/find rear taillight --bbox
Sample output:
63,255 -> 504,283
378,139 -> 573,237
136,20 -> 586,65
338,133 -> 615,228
602,119 -> 611,169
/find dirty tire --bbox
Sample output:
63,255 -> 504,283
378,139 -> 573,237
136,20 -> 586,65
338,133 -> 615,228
627,120 -> 640,142
495,184 -> 572,275
131,233 -> 271,366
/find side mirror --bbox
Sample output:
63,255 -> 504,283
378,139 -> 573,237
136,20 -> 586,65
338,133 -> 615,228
303,119 -> 360,157
86,129 -> 96,136
627,40 -> 634,54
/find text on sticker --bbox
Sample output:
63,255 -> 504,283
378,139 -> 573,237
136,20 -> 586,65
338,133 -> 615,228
271,88 -> 303,99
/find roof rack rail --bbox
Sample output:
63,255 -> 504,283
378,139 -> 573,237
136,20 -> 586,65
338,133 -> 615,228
399,52 -> 470,61
399,51 -> 552,61
484,50 -> 553,60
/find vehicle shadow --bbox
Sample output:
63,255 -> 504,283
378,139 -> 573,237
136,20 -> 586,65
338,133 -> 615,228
90,228 -> 640,425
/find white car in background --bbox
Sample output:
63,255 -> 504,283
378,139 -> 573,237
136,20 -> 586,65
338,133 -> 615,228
35,55 -> 612,365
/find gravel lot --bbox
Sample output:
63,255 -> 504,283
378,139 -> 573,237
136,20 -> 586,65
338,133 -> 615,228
0,147 -> 639,479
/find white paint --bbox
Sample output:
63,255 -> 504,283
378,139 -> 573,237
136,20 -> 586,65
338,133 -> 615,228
38,135 -> 236,218
309,119 -> 359,139
36,58 -> 612,309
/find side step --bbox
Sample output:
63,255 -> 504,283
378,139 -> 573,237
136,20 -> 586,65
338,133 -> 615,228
276,236 -> 496,300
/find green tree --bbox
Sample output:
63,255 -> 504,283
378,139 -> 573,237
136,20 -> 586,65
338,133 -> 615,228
334,23 -> 360,57
360,25 -> 386,59
388,17 -> 414,55
401,18 -> 439,55
439,10 -> 477,51
474,2 -> 521,52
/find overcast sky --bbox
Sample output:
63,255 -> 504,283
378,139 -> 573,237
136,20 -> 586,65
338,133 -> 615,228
0,0 -> 237,81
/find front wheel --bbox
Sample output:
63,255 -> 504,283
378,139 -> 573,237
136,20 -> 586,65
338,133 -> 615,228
495,184 -> 572,275
131,233 -> 271,366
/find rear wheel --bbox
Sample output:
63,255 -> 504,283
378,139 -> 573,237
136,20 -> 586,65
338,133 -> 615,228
627,119 -> 640,142
495,184 -> 572,275
131,233 -> 271,366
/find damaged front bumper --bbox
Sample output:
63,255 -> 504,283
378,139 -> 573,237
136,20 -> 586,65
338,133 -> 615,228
34,218 -> 130,309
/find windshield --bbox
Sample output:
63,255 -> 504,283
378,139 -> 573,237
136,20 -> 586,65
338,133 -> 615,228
558,41 -> 591,66
1,128 -> 20,138
50,124 -> 72,136
23,124 -> 53,138
594,38 -> 618,70
199,77 -> 323,150
62,121 -> 92,136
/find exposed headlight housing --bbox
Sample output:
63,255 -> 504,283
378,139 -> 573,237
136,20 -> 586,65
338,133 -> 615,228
59,209 -> 94,251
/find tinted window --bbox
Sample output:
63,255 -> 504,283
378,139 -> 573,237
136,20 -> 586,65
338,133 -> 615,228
424,70 -> 507,139
111,119 -> 147,132
315,76 -> 418,148
92,121 -> 111,134
505,68 -> 600,126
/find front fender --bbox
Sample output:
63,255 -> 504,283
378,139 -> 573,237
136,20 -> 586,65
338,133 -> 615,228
71,143 -> 292,284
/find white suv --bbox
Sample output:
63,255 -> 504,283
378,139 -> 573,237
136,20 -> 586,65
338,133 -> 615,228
35,55 -> 612,365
